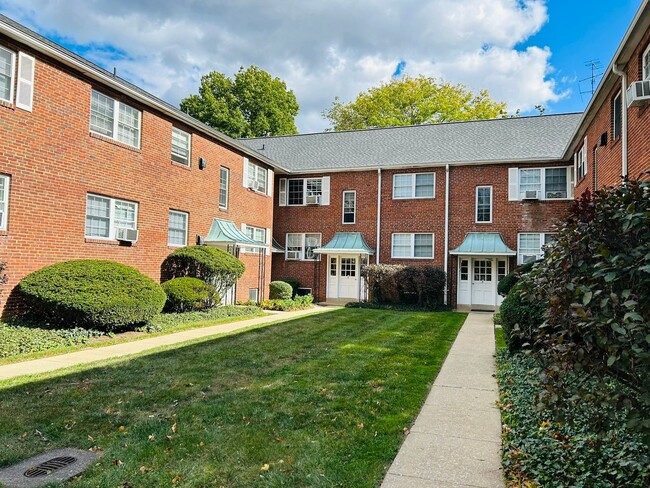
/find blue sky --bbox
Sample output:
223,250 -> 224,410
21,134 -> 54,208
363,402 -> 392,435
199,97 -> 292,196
0,1 -> 644,132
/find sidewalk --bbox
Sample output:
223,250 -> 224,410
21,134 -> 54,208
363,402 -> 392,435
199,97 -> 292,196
382,312 -> 503,487
0,306 -> 337,382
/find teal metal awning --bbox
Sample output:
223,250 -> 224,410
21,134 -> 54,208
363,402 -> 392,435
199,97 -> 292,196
450,232 -> 516,256
205,218 -> 266,247
313,232 -> 375,255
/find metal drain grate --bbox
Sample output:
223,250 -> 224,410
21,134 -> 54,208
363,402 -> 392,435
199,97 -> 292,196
24,456 -> 77,478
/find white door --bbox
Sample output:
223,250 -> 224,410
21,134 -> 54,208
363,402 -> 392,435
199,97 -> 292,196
338,257 -> 359,299
471,258 -> 495,306
327,256 -> 338,298
457,258 -> 471,305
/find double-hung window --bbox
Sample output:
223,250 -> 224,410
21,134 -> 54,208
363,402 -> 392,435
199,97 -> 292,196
247,160 -> 267,193
0,46 -> 15,104
168,210 -> 188,247
285,233 -> 321,260
219,167 -> 229,209
342,191 -> 356,224
475,186 -> 492,223
519,169 -> 542,197
171,128 -> 191,166
280,177 -> 330,206
90,90 -> 141,148
85,193 -> 138,239
510,166 -> 573,200
518,233 -> 555,264
0,175 -> 9,231
243,225 -> 266,253
643,44 -> 650,81
391,233 -> 434,259
393,173 -> 435,199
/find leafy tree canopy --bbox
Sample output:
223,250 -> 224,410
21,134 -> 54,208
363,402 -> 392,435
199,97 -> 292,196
323,75 -> 507,131
180,66 -> 299,138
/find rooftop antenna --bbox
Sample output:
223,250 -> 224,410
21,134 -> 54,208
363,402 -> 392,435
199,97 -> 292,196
113,67 -> 117,77
578,59 -> 603,102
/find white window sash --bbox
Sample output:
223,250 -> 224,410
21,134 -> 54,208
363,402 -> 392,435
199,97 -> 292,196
85,193 -> 138,240
392,173 -> 435,199
342,190 -> 356,224
219,167 -> 229,208
168,210 -> 188,247
171,127 -> 191,166
0,46 -> 15,104
90,90 -> 141,148
643,43 -> 650,80
0,175 -> 9,231
475,186 -> 492,223
391,233 -> 434,259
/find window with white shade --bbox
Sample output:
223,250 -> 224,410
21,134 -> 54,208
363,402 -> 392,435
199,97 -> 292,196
391,233 -> 434,259
219,167 -> 229,208
0,175 -> 9,231
0,46 -> 14,104
90,90 -> 141,148
509,167 -> 573,201
247,160 -> 267,193
518,233 -> 555,264
393,173 -> 435,199
168,210 -> 188,246
85,193 -> 138,239
475,186 -> 492,223
342,191 -> 356,224
171,127 -> 191,166
285,233 -> 321,260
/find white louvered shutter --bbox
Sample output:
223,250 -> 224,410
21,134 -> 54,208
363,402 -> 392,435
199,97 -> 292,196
320,176 -> 331,205
278,178 -> 287,206
16,52 -> 35,111
242,157 -> 249,188
508,168 -> 519,201
267,169 -> 274,196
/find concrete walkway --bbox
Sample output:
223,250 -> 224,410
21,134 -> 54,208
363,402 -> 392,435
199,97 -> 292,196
382,312 -> 503,488
0,306 -> 338,382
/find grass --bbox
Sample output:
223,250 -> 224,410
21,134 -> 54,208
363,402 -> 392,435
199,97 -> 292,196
0,308 -> 465,487
0,306 -> 266,365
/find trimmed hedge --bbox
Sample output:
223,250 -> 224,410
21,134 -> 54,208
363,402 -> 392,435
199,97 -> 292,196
269,281 -> 292,300
499,278 -> 546,352
261,294 -> 313,311
0,323 -> 101,358
162,277 -> 219,313
361,264 -> 446,307
18,260 -> 166,332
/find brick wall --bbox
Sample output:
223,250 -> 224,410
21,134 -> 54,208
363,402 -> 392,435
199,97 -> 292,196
0,35 -> 273,316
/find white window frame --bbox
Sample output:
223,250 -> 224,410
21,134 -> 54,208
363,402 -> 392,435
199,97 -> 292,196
643,43 -> 650,81
219,166 -> 229,209
247,160 -> 268,193
168,210 -> 188,247
475,186 -> 492,223
287,177 -> 324,205
512,166 -> 573,200
0,174 -> 9,231
242,224 -> 266,253
392,173 -> 435,199
90,90 -> 142,149
85,193 -> 138,240
613,90 -> 622,141
171,127 -> 191,166
517,232 -> 555,264
0,46 -> 15,104
391,233 -> 434,259
285,233 -> 322,261
575,143 -> 587,182
342,190 -> 356,224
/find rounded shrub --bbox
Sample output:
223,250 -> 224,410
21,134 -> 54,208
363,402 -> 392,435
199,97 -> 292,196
497,260 -> 539,297
499,278 -> 546,352
18,260 -> 166,331
162,246 -> 245,296
269,281 -> 292,300
162,277 -> 219,312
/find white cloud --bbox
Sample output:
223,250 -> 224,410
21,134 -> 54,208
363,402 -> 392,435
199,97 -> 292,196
0,0 -> 566,133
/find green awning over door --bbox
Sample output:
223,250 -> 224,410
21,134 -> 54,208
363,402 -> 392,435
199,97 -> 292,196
450,232 -> 515,255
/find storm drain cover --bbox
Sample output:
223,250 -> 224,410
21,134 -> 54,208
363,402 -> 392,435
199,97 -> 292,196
0,449 -> 100,488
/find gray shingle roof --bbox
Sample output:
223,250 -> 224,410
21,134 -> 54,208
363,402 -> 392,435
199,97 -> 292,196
242,113 -> 582,172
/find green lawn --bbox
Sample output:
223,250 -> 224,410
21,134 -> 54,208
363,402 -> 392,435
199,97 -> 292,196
0,308 -> 465,487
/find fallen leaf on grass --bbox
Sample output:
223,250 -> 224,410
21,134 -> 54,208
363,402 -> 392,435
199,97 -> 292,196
261,464 -> 270,471
118,425 -> 126,432
148,434 -> 155,441
171,422 -> 177,433
403,427 -> 410,436
113,459 -> 124,466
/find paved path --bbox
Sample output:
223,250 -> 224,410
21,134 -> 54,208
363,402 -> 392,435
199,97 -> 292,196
382,312 -> 503,488
0,306 -> 338,382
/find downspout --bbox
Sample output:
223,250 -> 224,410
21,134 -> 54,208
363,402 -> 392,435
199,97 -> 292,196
612,64 -> 628,177
376,168 -> 382,264
443,164 -> 450,306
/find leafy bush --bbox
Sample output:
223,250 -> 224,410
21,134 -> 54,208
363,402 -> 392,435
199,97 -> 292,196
395,265 -> 446,307
0,261 -> 7,306
18,260 -> 166,332
499,277 -> 546,352
269,281 -> 293,300
524,180 -> 650,435
497,260 -> 538,297
261,294 -> 313,311
149,305 -> 263,332
0,322 -> 102,358
161,277 -> 219,313
497,350 -> 650,487
279,278 -> 300,298
162,246 -> 245,297
361,264 -> 404,303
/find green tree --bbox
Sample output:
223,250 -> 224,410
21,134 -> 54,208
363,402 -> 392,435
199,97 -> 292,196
323,75 -> 506,131
180,66 -> 299,138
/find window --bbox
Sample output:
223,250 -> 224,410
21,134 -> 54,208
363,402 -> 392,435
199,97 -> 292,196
243,225 -> 266,253
643,44 -> 650,80
0,175 -> 9,231
171,127 -> 191,166
282,177 -> 331,206
90,90 -> 141,148
510,167 -> 573,200
330,257 -> 337,276
342,191 -> 356,224
288,179 -> 304,205
168,210 -> 188,247
340,258 -> 356,277
219,167 -> 229,208
575,142 -> 587,182
460,259 -> 469,281
85,194 -> 138,239
0,46 -> 15,103
285,233 -> 321,260
306,178 -> 322,204
393,173 -> 435,199
473,260 -> 492,282
518,233 -> 555,264
391,233 -> 434,259
497,260 -> 507,282
613,91 -> 622,141
247,160 -> 267,193
475,186 -> 492,223
249,288 -> 259,303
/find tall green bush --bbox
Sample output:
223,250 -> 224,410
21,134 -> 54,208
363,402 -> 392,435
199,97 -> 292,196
162,246 -> 245,297
396,265 -> 446,307
18,260 -> 166,331
269,281 -> 292,300
497,260 -> 538,297
161,277 -> 219,313
499,277 -> 546,352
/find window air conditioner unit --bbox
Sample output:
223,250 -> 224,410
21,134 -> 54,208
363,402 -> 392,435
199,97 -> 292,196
305,194 -> 321,205
626,80 -> 650,108
521,190 -> 540,200
115,227 -> 138,243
